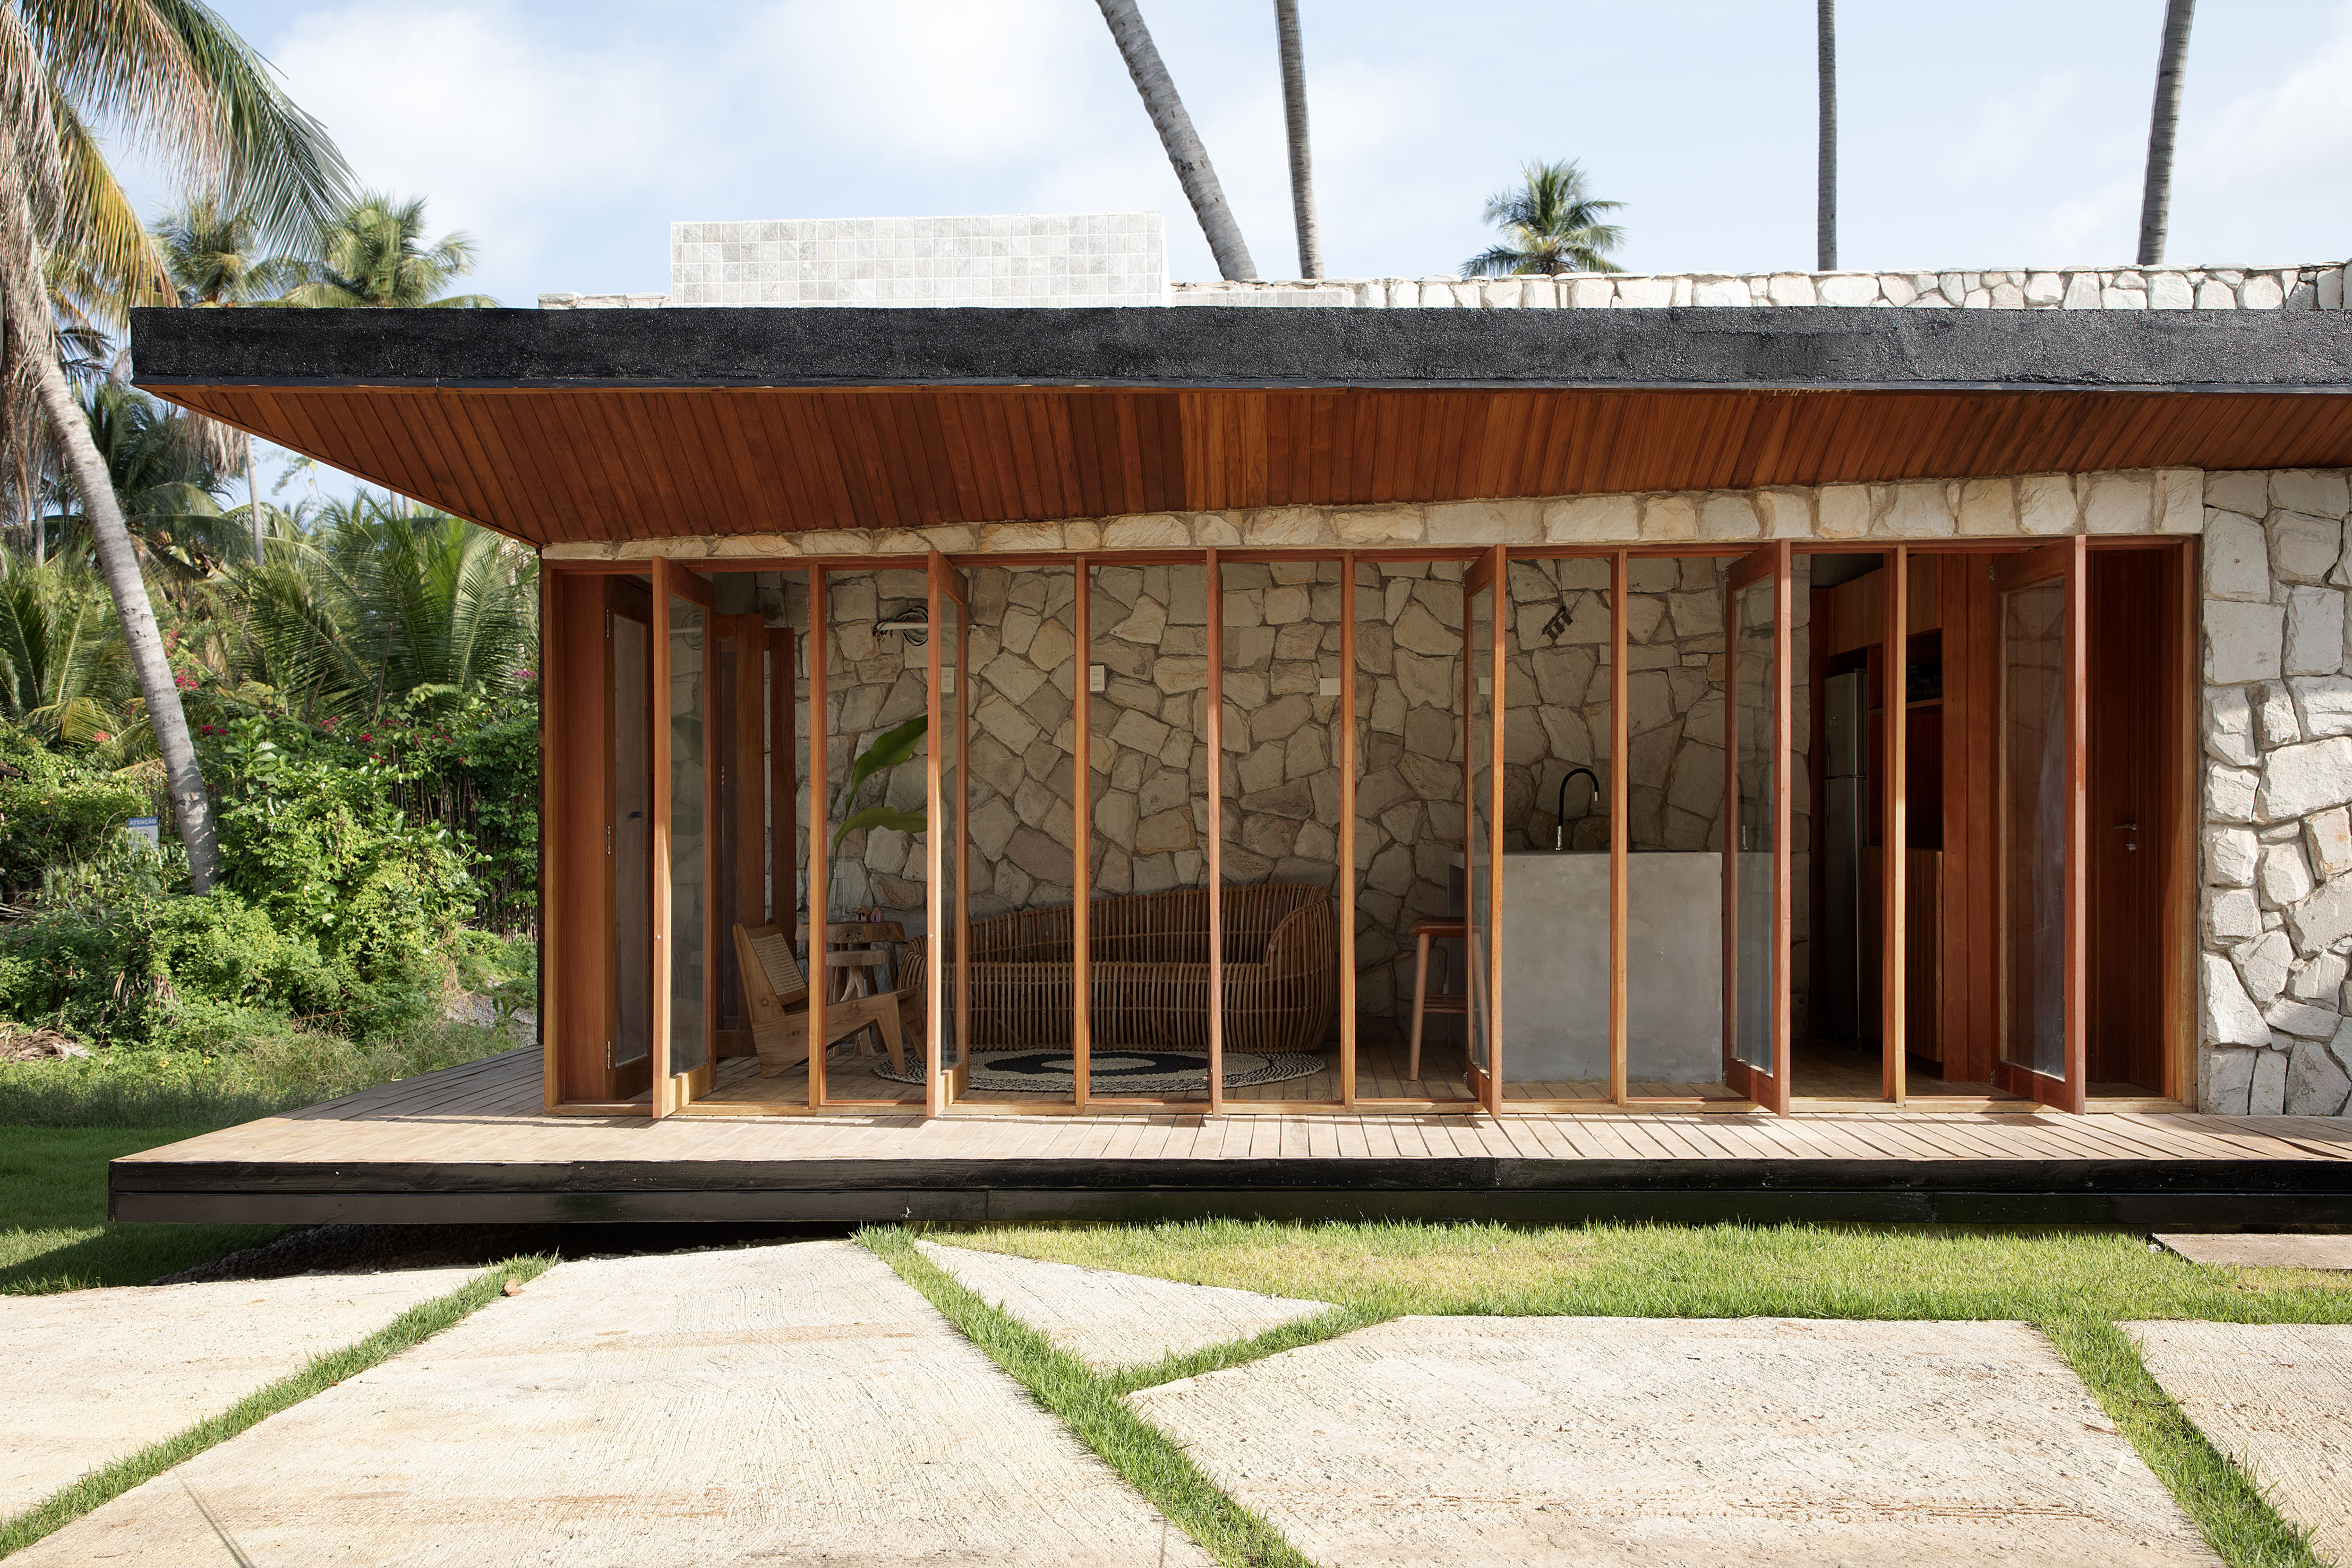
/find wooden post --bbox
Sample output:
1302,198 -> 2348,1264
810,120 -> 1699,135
1883,546 -> 1908,1103
649,561 -> 675,1116
1338,554 -> 1357,1108
2064,533 -> 2090,1113
1204,549 -> 1225,1116
1609,549 -> 1629,1106
807,568 -> 828,1108
1073,558 -> 1092,1110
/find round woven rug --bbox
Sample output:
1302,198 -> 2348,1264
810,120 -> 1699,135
875,1048 -> 1324,1096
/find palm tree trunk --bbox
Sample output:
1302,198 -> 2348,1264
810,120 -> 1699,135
1093,0 -> 1258,281
1816,0 -> 1837,272
30,352 -> 223,890
2137,0 -> 2196,267
1274,0 -> 1321,279
245,435 -> 263,564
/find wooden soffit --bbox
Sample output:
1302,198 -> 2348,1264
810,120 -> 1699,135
131,306 -> 2352,550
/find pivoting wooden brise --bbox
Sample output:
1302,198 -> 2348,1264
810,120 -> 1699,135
540,536 -> 2197,1120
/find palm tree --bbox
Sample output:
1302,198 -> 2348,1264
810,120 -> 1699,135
1462,160 -> 1627,278
47,383 -> 238,595
237,494 -> 537,724
1273,0 -> 1321,279
0,550 -> 132,746
276,194 -> 497,309
1092,0 -> 1258,281
2137,0 -> 2197,267
1817,0 -> 1837,271
153,196 -> 304,562
0,1 -> 352,890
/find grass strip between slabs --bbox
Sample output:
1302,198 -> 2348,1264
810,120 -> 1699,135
0,1254 -> 554,1561
2045,1316 -> 2325,1568
865,1226 -> 1349,1568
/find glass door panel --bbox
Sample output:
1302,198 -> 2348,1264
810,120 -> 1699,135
1085,559 -> 1212,1103
1217,556 -> 1345,1106
1722,544 -> 1790,1111
608,583 -> 653,1102
656,563 -> 716,1113
929,558 -> 970,1111
1993,542 -> 2085,1110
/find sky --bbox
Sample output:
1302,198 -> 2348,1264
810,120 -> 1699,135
123,0 -> 2352,499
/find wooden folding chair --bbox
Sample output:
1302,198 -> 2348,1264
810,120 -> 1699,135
733,923 -> 906,1077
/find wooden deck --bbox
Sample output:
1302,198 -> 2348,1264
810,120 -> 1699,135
110,1048 -> 2352,1229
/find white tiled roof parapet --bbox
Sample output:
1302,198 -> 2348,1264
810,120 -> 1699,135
646,213 -> 1170,309
1172,264 -> 2348,310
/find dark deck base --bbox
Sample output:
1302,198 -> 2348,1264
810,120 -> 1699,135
107,1048 -> 2352,1231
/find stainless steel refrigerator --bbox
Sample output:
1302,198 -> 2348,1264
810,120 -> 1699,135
1817,669 -> 1869,1041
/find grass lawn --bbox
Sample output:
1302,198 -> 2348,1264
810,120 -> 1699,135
877,1220 -> 2352,1568
0,1127 -> 283,1295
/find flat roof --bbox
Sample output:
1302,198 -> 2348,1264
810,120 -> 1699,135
129,306 -> 2352,547
132,303 -> 2352,393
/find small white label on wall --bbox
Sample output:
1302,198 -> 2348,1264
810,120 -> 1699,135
1089,664 -> 1107,692
940,670 -> 955,695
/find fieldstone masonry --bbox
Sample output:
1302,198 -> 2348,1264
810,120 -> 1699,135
1174,264 -> 2347,312
2200,469 -> 2352,1117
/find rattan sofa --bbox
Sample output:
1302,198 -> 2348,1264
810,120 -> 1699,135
901,884 -> 1336,1055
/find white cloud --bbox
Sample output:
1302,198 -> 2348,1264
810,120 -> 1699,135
2168,5 -> 2352,263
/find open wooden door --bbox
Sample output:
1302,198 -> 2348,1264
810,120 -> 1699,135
1462,546 -> 1504,1113
927,554 -> 972,1114
1723,543 -> 1792,1113
1991,539 -> 2088,1112
651,559 -> 719,1116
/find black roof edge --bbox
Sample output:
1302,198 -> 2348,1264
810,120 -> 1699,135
127,303 -> 2352,395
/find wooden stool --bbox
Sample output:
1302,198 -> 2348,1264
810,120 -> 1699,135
1408,919 -> 1469,1081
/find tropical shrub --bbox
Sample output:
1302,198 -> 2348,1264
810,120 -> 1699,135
0,724 -> 150,894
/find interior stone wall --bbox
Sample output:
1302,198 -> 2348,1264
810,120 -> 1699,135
2199,469 -> 2352,1117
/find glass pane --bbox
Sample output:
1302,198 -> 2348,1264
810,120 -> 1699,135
667,594 -> 708,1079
1218,558 -> 1342,1104
934,585 -> 964,1081
1497,556 -> 1610,1104
1731,576 -> 1776,1073
1350,561 -> 1473,1102
951,567 -> 1076,1100
1465,573 -> 1496,1081
612,612 -> 651,1070
1620,556 -> 1735,1099
1086,560 -> 1209,1101
2002,578 -> 2067,1078
823,568 -> 927,1104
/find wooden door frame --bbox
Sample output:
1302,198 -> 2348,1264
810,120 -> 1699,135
1989,537 -> 2089,1112
927,553 -> 971,1117
1722,541 -> 1792,1113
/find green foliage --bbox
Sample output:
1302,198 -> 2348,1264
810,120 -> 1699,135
0,723 -> 149,892
0,551 -> 135,745
828,715 -> 927,909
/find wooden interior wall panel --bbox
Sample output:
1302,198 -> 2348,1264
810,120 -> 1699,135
156,384 -> 2352,549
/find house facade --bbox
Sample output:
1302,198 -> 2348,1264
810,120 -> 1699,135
132,219 -> 2352,1125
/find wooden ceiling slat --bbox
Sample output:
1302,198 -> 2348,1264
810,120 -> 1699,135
417,391 -> 543,540
137,383 -> 2352,548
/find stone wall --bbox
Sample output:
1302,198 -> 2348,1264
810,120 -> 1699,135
1174,264 -> 2347,312
2199,469 -> 2352,1117
542,466 -> 2205,563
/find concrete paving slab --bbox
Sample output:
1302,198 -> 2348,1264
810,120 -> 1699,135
2128,1321 -> 2352,1565
19,1240 -> 1212,1566
0,1267 -> 482,1517
2156,1233 -> 2352,1270
1130,1315 -> 2219,1568
917,1239 -> 1336,1370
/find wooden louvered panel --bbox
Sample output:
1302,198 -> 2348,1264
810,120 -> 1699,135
154,383 -> 2352,548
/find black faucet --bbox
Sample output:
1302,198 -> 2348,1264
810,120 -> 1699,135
1552,767 -> 1600,849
